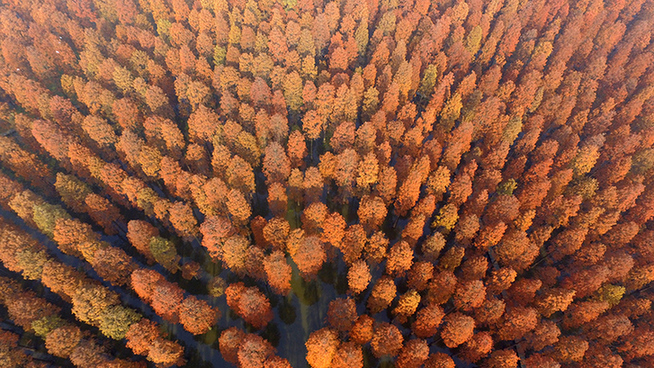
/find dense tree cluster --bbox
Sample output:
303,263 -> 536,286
0,276 -> 146,367
1,0 -> 654,366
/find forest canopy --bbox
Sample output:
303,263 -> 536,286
1,0 -> 654,367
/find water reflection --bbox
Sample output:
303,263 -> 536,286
278,296 -> 297,325
99,245 -> 405,368
261,323 -> 281,347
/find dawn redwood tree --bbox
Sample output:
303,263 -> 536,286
200,215 -> 235,259
350,315 -> 374,345
126,319 -> 160,357
582,345 -> 624,368
337,224 -> 365,264
331,342 -> 363,368
459,332 -> 493,363
301,202 -> 328,234
437,246 -> 465,272
5,291 -> 60,331
618,327 -> 654,360
371,322 -> 403,358
440,312 -> 475,348
263,251 -> 292,295
98,305 -> 141,340
553,336 -> 589,363
54,173 -> 91,213
486,267 -> 517,294
238,334 -> 275,368
187,105 -> 220,143
226,155 -> 256,194
376,166 -> 397,204
533,288 -> 576,317
525,320 -> 561,351
262,217 -> 290,251
168,201 -> 199,239
130,269 -> 165,304
385,241 -> 413,277
219,327 -> 246,365
45,325 -> 83,359
412,303 -> 444,338
484,349 -> 519,368
293,236 -> 327,281
367,276 -> 397,313
221,234 -> 249,275
148,339 -> 185,367
327,298 -> 357,332
321,212 -> 346,248
460,255 -> 488,281
287,130 -> 307,168
356,153 -> 380,193
407,262 -> 434,291
306,328 -> 339,368
226,189 -> 251,225
424,352 -> 455,368
41,259 -> 87,301
303,167 -> 324,203
496,307 -> 538,341
426,271 -> 457,305
150,281 -> 184,323
179,296 -> 219,335
421,233 -> 445,262
506,278 -> 542,307
585,314 -> 633,343
453,280 -> 486,311
393,290 -> 421,323
225,283 -> 273,329
348,259 -> 372,295
263,142 -> 291,184
126,220 -> 158,263
90,247 -> 136,286
68,340 -> 107,368
395,339 -> 429,368
71,284 -> 120,326
149,237 -> 180,274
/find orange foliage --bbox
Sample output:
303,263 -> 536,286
179,296 -> 218,335
225,283 -> 273,329
371,322 -> 403,358
327,298 -> 357,332
263,251 -> 292,295
2,2 -> 654,367
396,339 -> 429,368
367,276 -> 396,313
440,312 -> 475,348
292,236 -> 326,281
306,328 -> 339,368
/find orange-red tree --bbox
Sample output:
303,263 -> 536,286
305,328 -> 339,368
371,322 -> 403,358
